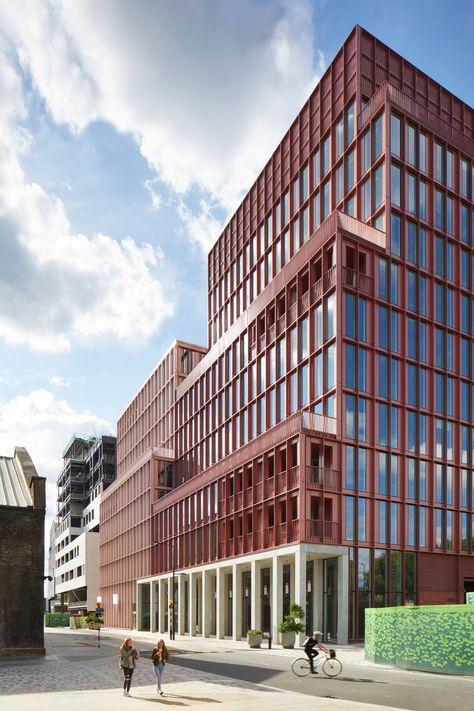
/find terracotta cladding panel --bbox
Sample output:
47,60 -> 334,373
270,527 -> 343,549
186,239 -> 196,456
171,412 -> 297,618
374,64 -> 386,89
428,80 -> 439,113
346,76 -> 356,100
452,98 -> 462,131
361,55 -> 373,85
361,32 -> 373,57
375,43 -> 388,71
419,552 -> 456,591
415,72 -> 428,105
389,52 -> 402,85
301,135 -> 309,162
361,77 -> 372,98
402,62 -> 415,95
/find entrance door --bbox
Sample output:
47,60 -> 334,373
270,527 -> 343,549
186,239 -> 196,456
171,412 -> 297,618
323,557 -> 338,642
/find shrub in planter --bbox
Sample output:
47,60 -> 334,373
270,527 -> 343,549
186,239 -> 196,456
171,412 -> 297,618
247,629 -> 263,648
278,603 -> 305,649
85,612 -> 104,630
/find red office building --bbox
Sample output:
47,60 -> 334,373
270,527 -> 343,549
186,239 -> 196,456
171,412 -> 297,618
101,26 -> 474,642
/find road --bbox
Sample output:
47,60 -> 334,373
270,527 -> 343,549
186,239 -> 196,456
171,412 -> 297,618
168,648 -> 472,711
12,631 -> 469,711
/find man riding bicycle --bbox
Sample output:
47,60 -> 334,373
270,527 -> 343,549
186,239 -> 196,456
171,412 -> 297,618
303,631 -> 327,674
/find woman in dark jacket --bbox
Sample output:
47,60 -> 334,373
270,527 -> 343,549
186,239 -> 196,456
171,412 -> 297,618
119,638 -> 140,696
151,638 -> 169,695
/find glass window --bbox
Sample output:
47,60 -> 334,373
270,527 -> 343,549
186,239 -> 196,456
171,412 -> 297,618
345,445 -> 355,489
363,178 -> 371,221
462,204 -> 470,243
407,222 -> 417,264
359,298 -> 367,342
379,258 -> 388,300
322,180 -> 330,220
336,116 -> 344,158
435,143 -> 443,183
379,306 -> 388,349
461,158 -> 469,198
345,292 -> 356,338
378,403 -> 388,445
446,195 -> 453,234
446,150 -> 453,189
391,310 -> 399,353
391,263 -> 398,305
436,236 -> 444,277
374,114 -> 383,159
391,212 -> 401,256
419,133 -> 426,172
346,149 -> 355,191
359,348 -> 367,392
419,180 -> 426,221
378,502 -> 387,544
325,344 -> 335,391
346,102 -> 355,145
358,448 -> 367,492
336,163 -> 344,204
359,398 -> 367,442
378,451 -> 387,494
407,125 -> 416,165
345,496 -> 355,540
391,164 -> 401,206
408,173 -> 416,214
374,164 -> 383,209
322,135 -> 330,176
391,114 -> 401,156
346,344 -> 356,388
363,129 -> 370,173
391,358 -> 398,400
436,189 -> 444,229
419,228 -> 426,268
325,292 -> 335,340
313,149 -> 320,187
345,394 -> 355,439
379,354 -> 388,397
408,317 -> 417,359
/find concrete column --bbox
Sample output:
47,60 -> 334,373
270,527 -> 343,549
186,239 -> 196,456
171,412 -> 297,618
177,574 -> 185,635
158,579 -> 166,634
271,555 -> 283,642
337,551 -> 349,644
151,581 -> 157,633
314,559 -> 324,633
189,572 -> 196,637
232,563 -> 242,640
202,570 -> 210,638
294,545 -> 307,646
250,559 -> 261,631
216,567 -> 225,639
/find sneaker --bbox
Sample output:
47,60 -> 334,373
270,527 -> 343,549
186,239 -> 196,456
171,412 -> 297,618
160,691 -> 164,696
311,670 -> 318,674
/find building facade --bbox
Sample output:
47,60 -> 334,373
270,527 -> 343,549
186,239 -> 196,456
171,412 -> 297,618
101,25 -> 474,642
0,448 -> 46,654
51,434 -> 116,613
100,341 -> 207,629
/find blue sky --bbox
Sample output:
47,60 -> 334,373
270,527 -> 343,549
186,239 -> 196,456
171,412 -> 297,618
0,0 -> 473,526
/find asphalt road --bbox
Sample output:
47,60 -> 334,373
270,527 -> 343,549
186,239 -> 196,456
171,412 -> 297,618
41,632 -> 474,711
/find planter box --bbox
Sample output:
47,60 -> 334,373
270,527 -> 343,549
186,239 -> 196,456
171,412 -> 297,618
280,631 -> 296,648
88,622 -> 103,630
247,633 -> 263,648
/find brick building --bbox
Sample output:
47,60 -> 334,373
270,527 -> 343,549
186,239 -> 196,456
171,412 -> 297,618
0,448 -> 46,654
101,25 -> 474,642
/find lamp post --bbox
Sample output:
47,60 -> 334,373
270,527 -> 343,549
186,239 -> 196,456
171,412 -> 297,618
154,538 -> 176,641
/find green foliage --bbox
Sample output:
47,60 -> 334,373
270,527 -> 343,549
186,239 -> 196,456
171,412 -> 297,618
85,611 -> 104,625
365,605 -> 474,675
278,602 -> 305,633
44,613 -> 70,627
247,630 -> 262,636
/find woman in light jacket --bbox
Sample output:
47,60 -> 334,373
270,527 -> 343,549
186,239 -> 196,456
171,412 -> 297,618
151,638 -> 169,695
119,637 -> 140,696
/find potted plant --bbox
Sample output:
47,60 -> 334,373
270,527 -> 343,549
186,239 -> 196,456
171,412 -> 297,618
85,611 -> 104,630
247,629 -> 263,648
278,603 -> 305,649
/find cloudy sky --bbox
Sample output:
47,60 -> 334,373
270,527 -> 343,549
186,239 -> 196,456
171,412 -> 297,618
0,0 -> 473,531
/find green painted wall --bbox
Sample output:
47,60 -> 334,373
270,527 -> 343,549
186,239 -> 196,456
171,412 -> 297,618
365,605 -> 474,674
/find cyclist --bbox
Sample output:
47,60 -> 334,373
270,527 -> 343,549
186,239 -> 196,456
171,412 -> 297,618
303,630 -> 328,674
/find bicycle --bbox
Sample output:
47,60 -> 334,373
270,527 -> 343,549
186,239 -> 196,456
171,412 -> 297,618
291,650 -> 342,678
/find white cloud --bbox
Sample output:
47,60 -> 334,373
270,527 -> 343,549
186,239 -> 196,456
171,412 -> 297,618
49,375 -> 72,388
0,388 -> 113,543
143,178 -> 163,212
0,0 -> 323,254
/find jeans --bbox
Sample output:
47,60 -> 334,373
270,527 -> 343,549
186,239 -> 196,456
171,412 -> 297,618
305,648 -> 318,670
122,667 -> 134,691
154,662 -> 165,690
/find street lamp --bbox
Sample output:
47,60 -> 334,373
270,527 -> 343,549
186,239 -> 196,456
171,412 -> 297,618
154,538 -> 176,641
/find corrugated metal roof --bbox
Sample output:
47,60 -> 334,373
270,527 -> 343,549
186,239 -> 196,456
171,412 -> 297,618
0,456 -> 32,507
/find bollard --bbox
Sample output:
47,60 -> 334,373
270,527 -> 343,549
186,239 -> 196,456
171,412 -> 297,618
268,633 -> 272,650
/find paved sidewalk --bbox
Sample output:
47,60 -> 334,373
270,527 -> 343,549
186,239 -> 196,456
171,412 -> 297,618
1,627 -> 406,711
4,677 -> 406,711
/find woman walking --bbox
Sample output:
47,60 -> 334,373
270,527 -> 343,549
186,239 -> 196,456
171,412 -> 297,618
151,639 -> 169,695
119,637 -> 140,696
